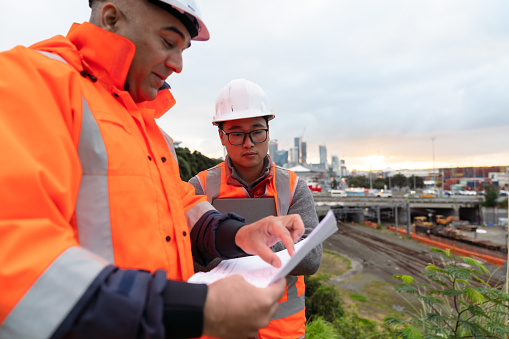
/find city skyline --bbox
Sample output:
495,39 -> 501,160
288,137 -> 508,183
269,138 -> 509,173
2,1 -> 508,171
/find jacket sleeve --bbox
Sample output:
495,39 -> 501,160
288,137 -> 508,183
179,178 -> 217,231
0,46 -> 100,336
271,178 -> 323,276
50,267 -> 208,339
0,47 -> 207,339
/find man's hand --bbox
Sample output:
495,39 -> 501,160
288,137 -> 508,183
203,275 -> 286,339
235,214 -> 304,268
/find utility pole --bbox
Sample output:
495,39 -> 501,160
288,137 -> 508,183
369,164 -> 373,190
432,137 -> 436,193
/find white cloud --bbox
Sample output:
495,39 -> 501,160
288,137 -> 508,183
2,0 -> 508,170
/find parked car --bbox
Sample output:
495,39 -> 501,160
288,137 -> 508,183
330,189 -> 348,197
443,190 -> 454,197
376,190 -> 392,198
307,182 -> 322,193
404,190 -> 420,199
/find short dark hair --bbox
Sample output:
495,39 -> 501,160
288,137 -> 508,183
88,0 -> 199,39
217,116 -> 270,131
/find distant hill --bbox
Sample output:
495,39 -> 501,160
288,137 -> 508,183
175,147 -> 223,181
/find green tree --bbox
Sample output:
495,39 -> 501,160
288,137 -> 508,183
482,184 -> 499,208
407,175 -> 424,189
346,175 -> 369,188
175,147 -> 222,181
391,173 -> 408,188
373,177 -> 385,190
385,248 -> 509,338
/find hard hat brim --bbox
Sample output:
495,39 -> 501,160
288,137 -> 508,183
212,113 -> 275,126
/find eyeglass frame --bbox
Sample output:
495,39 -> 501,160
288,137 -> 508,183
220,128 -> 269,146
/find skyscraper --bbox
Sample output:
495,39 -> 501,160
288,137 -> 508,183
301,141 -> 307,164
319,145 -> 327,169
331,155 -> 339,173
294,137 -> 300,164
269,139 -> 278,164
277,150 -> 288,167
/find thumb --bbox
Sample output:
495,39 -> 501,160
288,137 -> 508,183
267,278 -> 286,299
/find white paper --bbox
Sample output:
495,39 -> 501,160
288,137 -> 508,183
188,210 -> 338,288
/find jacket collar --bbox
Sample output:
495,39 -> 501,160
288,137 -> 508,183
225,155 -> 275,198
31,22 -> 176,117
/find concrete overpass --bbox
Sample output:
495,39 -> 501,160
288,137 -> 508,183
314,196 -> 482,232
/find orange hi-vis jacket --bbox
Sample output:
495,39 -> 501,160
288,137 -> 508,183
0,22 -> 214,337
195,161 -> 306,339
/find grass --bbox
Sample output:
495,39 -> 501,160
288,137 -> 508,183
349,292 -> 367,302
314,248 -> 414,324
315,249 -> 351,276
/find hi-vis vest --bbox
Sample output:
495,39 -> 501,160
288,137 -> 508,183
0,33 -> 213,338
195,163 -> 306,339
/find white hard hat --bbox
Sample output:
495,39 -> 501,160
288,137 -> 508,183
89,0 -> 209,40
212,79 -> 275,126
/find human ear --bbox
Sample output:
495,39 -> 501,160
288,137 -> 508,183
219,129 -> 226,146
100,3 -> 121,32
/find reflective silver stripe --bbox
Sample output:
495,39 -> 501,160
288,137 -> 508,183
275,167 -> 292,216
35,51 -> 115,263
76,97 -> 114,263
291,176 -> 299,200
195,174 -> 206,195
36,50 -> 68,64
205,165 -> 222,203
270,275 -> 305,321
158,127 -> 178,164
186,201 -> 216,230
0,247 -> 108,339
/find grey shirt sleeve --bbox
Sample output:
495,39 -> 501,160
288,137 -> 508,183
270,178 -> 322,276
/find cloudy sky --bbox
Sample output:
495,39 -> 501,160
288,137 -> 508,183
2,0 -> 508,171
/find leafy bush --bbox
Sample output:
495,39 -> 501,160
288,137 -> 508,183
305,275 -> 344,323
497,197 -> 508,208
385,248 -> 509,338
306,317 -> 340,339
175,147 -> 222,181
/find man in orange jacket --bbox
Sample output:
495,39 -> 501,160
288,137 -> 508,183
189,79 -> 322,339
0,1 -> 305,338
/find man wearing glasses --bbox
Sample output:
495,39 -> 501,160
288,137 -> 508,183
189,79 -> 322,339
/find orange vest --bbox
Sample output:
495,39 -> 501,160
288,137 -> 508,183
0,22 -> 213,338
196,162 -> 306,339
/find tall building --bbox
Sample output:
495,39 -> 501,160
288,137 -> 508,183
289,147 -> 299,167
294,137 -> 300,164
340,159 -> 348,177
276,150 -> 288,167
301,141 -> 307,164
319,145 -> 327,169
331,155 -> 339,174
269,139 -> 278,163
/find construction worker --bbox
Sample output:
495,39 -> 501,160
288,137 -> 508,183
0,2 -> 305,338
189,79 -> 322,339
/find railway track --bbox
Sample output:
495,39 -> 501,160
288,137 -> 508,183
324,222 -> 505,288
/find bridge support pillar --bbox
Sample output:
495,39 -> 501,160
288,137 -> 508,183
406,203 -> 412,238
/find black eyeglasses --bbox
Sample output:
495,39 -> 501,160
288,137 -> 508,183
221,129 -> 269,145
